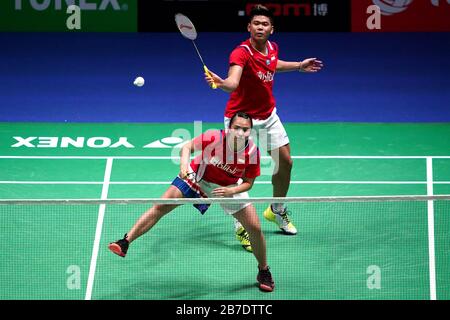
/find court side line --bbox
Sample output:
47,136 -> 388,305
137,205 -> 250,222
426,157 -> 437,300
108,181 -> 443,185
1,156 -> 450,160
2,180 -> 449,185
85,157 -> 113,301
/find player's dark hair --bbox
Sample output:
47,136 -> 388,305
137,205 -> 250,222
249,4 -> 274,25
229,112 -> 253,128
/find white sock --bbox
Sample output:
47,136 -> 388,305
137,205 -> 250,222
234,218 -> 243,231
271,203 -> 285,215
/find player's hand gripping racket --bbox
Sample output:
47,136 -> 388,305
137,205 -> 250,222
175,13 -> 217,89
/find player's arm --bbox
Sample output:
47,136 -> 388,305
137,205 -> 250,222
276,58 -> 323,73
179,140 -> 195,179
211,177 -> 255,197
229,177 -> 255,194
180,131 -> 219,179
205,65 -> 243,93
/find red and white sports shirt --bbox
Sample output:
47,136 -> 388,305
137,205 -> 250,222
190,130 -> 260,186
225,39 -> 278,120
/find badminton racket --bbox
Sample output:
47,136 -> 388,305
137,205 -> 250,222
175,13 -> 217,89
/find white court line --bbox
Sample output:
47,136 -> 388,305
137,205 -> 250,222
106,181 -> 438,185
0,181 -> 104,184
2,180 -> 450,185
85,157 -> 113,301
426,157 -> 437,300
1,155 -> 450,160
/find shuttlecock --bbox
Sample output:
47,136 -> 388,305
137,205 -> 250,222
134,76 -> 145,87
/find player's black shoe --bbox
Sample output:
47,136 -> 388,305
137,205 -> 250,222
257,267 -> 275,292
108,234 -> 129,257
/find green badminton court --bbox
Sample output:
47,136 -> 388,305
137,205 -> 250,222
0,122 -> 449,300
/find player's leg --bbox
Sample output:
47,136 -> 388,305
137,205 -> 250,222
224,115 -> 253,251
108,185 -> 183,257
270,143 -> 293,199
126,185 -> 183,243
263,111 -> 297,235
233,205 -> 266,267
233,204 -> 274,292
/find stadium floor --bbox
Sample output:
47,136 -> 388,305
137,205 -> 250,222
0,122 -> 449,299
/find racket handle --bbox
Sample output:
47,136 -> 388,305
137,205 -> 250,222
204,65 -> 217,89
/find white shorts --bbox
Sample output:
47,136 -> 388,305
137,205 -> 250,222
171,166 -> 251,215
196,179 -> 251,215
224,108 -> 290,152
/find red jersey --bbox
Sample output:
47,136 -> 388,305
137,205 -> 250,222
225,39 -> 278,120
190,130 -> 260,186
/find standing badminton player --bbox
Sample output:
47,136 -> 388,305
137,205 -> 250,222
108,112 -> 275,292
205,5 -> 323,251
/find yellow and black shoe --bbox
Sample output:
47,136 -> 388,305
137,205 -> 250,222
263,206 -> 297,235
235,226 -> 252,252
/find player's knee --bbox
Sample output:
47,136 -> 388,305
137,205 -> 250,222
281,156 -> 293,171
153,204 -> 175,217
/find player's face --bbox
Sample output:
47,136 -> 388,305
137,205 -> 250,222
248,15 -> 273,42
229,117 -> 252,143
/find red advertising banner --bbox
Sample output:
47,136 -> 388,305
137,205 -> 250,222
352,0 -> 450,32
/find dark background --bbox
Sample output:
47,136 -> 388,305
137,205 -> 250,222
138,0 -> 351,32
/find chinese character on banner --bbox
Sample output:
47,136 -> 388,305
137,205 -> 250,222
316,4 -> 329,16
352,0 -> 450,31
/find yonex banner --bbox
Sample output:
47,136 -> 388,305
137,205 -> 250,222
0,0 -> 138,32
352,0 -> 450,32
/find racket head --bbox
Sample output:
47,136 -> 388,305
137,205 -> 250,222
175,13 -> 198,40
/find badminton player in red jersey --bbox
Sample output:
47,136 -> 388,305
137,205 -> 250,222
108,112 -> 275,292
205,4 -> 323,251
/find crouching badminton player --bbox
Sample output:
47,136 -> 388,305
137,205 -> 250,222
108,111 -> 274,292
